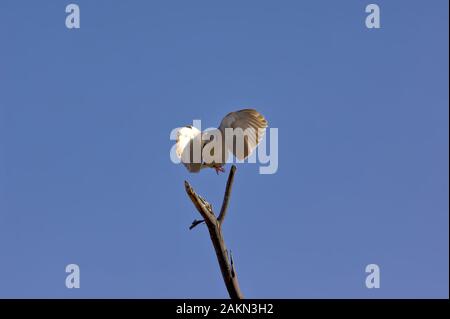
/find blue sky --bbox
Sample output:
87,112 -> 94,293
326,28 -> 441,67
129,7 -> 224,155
0,0 -> 448,298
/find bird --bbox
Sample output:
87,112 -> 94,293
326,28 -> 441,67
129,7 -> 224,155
175,109 -> 268,174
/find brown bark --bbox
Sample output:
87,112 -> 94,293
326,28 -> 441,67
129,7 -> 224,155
184,165 -> 243,299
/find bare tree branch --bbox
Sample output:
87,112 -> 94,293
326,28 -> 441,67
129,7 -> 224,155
218,165 -> 236,225
184,165 -> 243,299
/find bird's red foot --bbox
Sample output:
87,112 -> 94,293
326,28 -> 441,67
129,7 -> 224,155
214,166 -> 225,175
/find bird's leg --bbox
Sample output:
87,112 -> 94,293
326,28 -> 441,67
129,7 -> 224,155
214,165 -> 225,175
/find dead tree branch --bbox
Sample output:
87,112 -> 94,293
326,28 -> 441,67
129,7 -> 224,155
184,165 -> 243,299
218,165 -> 236,225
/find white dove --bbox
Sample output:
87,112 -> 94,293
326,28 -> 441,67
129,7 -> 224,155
176,109 -> 268,174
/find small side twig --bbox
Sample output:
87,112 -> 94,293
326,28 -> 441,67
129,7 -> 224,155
189,219 -> 205,230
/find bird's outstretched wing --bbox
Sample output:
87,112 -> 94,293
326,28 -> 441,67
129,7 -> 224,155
218,109 -> 268,160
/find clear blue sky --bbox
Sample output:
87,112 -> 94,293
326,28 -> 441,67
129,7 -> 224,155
0,0 -> 448,298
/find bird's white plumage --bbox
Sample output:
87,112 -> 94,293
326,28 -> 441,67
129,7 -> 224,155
175,109 -> 268,173
175,126 -> 203,172
176,126 -> 200,159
